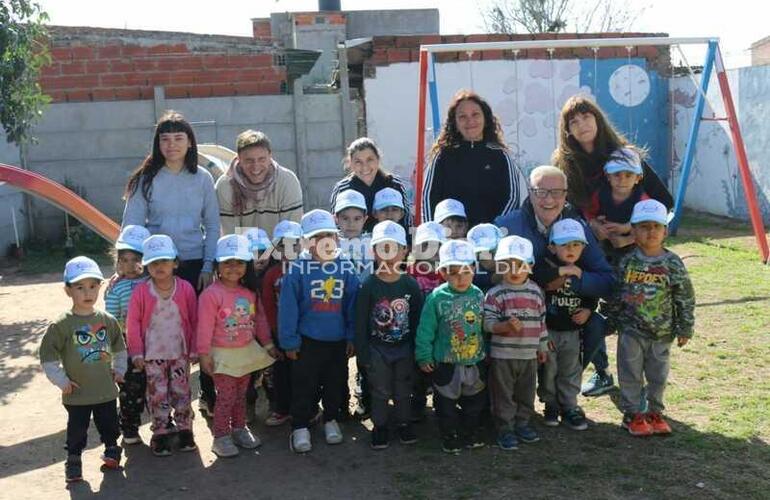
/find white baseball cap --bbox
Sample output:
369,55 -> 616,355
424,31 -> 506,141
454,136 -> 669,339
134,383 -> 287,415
434,198 -> 467,223
438,239 -> 476,270
216,234 -> 253,262
371,220 -> 407,246
604,147 -> 643,175
495,235 -> 534,264
272,220 -> 303,243
141,234 -> 178,265
631,199 -> 669,226
301,209 -> 338,238
467,223 -> 502,253
373,187 -> 404,211
550,218 -> 588,245
413,221 -> 447,246
63,256 -> 104,284
116,225 -> 151,253
241,227 -> 271,252
334,189 -> 367,214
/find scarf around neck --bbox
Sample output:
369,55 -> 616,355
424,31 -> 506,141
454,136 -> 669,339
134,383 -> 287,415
227,158 -> 277,214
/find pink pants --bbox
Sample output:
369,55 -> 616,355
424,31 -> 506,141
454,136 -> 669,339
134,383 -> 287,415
145,359 -> 192,435
213,373 -> 251,437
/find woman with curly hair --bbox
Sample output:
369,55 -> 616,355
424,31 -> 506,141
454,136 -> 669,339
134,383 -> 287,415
421,89 -> 528,228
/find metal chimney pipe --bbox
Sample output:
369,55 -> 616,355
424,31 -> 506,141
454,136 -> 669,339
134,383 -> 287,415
318,0 -> 341,11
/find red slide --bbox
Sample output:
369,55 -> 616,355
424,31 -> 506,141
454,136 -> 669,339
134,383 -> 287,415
0,163 -> 120,243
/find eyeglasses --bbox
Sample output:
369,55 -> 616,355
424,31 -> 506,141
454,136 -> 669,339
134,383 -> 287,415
530,188 -> 568,199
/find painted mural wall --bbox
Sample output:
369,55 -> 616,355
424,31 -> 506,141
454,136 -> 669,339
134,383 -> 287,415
364,57 -> 669,206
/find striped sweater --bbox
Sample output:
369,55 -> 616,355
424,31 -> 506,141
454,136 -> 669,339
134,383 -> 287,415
483,280 -> 548,360
104,276 -> 147,331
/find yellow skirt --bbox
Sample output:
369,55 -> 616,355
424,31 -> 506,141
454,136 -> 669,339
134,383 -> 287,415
211,340 -> 275,378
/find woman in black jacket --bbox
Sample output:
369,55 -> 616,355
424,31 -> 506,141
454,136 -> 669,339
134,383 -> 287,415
421,89 -> 528,228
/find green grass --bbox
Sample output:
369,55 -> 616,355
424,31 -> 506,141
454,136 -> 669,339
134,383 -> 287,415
16,224 -> 112,274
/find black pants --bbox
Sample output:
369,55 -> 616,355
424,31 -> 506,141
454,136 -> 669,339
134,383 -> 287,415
265,358 -> 292,415
64,400 -> 120,456
433,389 -> 488,439
176,258 -> 217,407
290,337 -> 347,429
118,359 -> 146,433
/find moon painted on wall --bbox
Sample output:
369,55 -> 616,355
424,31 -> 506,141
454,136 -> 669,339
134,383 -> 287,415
609,64 -> 650,107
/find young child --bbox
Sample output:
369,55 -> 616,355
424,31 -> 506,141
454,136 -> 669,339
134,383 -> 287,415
467,223 -> 502,293
279,209 -> 359,453
416,239 -> 487,454
373,187 -> 407,225
433,198 -> 469,240
538,219 -> 602,431
484,236 -> 547,450
104,225 -> 150,445
584,147 -> 651,266
126,234 -> 199,457
261,220 -> 303,427
607,199 -> 695,436
355,221 -> 423,449
40,256 -> 127,482
197,234 -> 277,457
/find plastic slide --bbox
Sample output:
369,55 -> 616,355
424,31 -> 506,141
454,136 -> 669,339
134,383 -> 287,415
0,163 -> 120,244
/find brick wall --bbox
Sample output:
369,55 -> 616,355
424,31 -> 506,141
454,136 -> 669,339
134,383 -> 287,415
40,26 -> 287,103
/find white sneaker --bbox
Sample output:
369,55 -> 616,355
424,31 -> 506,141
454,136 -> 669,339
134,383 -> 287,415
324,420 -> 343,445
232,427 -> 261,449
290,428 -> 312,453
211,435 -> 239,458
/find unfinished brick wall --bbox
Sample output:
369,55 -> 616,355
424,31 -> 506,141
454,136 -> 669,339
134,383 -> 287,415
40,26 -> 287,103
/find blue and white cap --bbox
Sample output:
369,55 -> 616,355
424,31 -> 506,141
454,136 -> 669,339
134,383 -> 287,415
301,209 -> 338,238
272,220 -> 303,243
438,239 -> 476,270
141,234 -> 177,265
495,235 -> 534,264
434,198 -> 467,223
467,223 -> 502,253
550,218 -> 588,245
217,234 -> 253,262
414,221 -> 447,246
631,199 -> 670,226
373,187 -> 404,211
115,225 -> 151,253
241,228 -> 271,252
64,256 -> 104,284
334,189 -> 367,214
604,147 -> 643,175
371,220 -> 407,246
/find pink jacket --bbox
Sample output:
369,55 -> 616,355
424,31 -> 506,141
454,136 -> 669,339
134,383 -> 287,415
196,282 -> 273,355
126,277 -> 198,359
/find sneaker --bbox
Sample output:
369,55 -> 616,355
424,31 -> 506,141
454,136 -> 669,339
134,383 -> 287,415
150,434 -> 172,457
232,427 -> 261,449
397,423 -> 417,445
622,412 -> 654,436
646,412 -> 672,435
464,430 -> 486,449
543,404 -> 560,427
212,435 -> 240,457
370,426 -> 389,450
177,430 -> 198,452
496,432 -> 518,451
562,407 -> 588,431
290,427 -> 312,453
581,371 -> 615,397
65,455 -> 82,482
324,420 -> 343,444
198,399 -> 214,419
265,412 -> 290,427
121,429 -> 142,445
101,445 -> 122,469
441,434 -> 462,455
514,424 -> 540,443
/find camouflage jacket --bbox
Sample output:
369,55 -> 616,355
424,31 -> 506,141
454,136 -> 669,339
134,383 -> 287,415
606,248 -> 695,342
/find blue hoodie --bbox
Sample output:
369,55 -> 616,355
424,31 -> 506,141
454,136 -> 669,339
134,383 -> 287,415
278,255 -> 360,351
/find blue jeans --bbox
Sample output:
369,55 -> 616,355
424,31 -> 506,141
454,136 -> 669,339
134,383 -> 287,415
581,312 -> 609,372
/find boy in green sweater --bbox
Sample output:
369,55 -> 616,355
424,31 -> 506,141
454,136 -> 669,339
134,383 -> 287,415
607,200 -> 695,437
40,257 -> 127,482
415,239 -> 487,454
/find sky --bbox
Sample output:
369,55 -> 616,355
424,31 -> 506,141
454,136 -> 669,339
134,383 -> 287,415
35,0 -> 766,69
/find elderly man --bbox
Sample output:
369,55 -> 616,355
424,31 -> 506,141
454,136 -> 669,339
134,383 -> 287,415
216,130 -> 303,237
494,165 -> 616,409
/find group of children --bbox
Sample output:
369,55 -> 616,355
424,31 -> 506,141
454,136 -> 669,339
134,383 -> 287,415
40,146 -> 695,483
